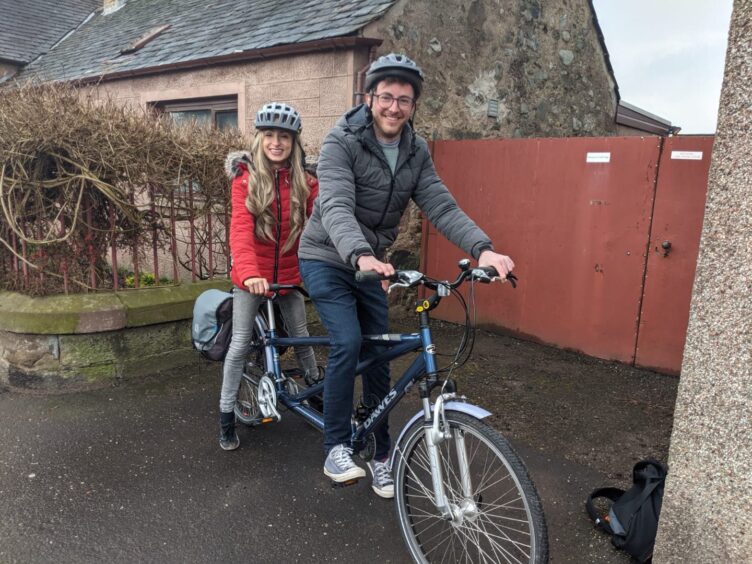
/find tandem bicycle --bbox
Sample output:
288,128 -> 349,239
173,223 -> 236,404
234,259 -> 549,564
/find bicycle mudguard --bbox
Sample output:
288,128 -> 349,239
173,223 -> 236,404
390,401 -> 492,468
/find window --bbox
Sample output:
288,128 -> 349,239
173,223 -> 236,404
158,96 -> 238,130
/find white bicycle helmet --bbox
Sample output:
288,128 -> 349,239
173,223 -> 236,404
365,53 -> 424,98
255,102 -> 302,133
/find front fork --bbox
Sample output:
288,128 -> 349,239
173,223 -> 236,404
422,393 -> 478,523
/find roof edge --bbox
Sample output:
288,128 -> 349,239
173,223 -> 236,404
617,100 -> 681,135
0,56 -> 27,66
71,36 -> 382,85
588,0 -> 620,105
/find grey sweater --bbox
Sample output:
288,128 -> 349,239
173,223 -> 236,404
298,104 -> 493,270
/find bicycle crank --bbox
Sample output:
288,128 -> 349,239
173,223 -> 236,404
257,375 -> 281,422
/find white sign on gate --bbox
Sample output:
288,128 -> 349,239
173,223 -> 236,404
671,151 -> 704,160
586,152 -> 611,163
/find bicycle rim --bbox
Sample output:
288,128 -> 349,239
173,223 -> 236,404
394,412 -> 548,564
234,374 -> 261,425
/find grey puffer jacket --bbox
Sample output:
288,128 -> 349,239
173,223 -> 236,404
298,104 -> 493,270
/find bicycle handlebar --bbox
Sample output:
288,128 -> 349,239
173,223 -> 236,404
354,270 -> 387,283
266,261 -> 516,301
355,264 -> 518,289
268,283 -> 310,298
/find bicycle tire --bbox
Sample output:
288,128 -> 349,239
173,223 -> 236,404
234,373 -> 262,426
234,316 -> 268,426
393,411 -> 549,564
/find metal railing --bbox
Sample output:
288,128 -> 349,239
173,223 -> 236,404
0,180 -> 230,296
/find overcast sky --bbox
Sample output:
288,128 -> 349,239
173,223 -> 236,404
592,0 -> 733,134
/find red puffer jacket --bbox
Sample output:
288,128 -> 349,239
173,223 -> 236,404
226,151 -> 318,290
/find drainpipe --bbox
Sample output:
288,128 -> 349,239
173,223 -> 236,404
353,46 -> 378,106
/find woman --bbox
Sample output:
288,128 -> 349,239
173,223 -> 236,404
219,102 -> 318,450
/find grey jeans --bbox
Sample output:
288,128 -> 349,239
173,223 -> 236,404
219,286 -> 317,413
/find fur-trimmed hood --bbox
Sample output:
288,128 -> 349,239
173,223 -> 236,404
225,149 -> 319,179
224,150 -> 252,179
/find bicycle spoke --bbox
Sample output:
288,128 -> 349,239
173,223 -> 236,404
465,518 -> 529,563
396,413 -> 545,564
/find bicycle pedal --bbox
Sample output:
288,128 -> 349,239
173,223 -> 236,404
330,477 -> 361,489
260,416 -> 279,424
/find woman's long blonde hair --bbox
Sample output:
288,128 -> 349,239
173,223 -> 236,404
245,130 -> 311,254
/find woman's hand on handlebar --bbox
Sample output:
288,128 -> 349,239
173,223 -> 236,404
478,249 -> 515,280
243,276 -> 270,295
357,255 -> 395,291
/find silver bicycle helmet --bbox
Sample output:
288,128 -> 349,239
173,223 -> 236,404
364,53 -> 424,98
255,102 -> 302,133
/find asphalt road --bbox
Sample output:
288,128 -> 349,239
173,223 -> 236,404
0,362 -> 633,563
1,367 -> 419,564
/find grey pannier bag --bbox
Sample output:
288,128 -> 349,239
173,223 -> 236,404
192,289 -> 233,361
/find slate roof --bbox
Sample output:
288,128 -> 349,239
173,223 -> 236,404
15,0 -> 396,82
0,0 -> 100,64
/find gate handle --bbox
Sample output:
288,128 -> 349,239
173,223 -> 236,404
661,240 -> 672,257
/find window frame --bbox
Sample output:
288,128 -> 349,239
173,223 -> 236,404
156,96 -> 238,129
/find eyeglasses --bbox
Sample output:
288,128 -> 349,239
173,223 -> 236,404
372,93 -> 415,111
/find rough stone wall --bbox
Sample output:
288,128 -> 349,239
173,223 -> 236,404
363,0 -> 618,140
653,2 -> 751,561
0,322 -> 195,389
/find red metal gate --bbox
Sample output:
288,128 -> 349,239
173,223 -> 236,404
635,136 -> 714,374
424,135 -> 711,374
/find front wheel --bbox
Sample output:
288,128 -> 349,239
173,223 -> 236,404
393,412 -> 548,564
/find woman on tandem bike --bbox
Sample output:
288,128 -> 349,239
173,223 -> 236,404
218,102 -> 319,451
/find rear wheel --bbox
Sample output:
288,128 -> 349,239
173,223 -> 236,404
234,315 -> 269,426
393,412 -> 548,564
234,374 -> 262,426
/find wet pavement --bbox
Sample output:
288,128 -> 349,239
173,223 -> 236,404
0,341 -> 670,563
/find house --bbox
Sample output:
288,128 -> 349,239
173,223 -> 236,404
0,0 -> 662,153
0,0 -> 100,81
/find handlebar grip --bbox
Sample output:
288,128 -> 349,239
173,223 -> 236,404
354,270 -> 386,283
477,266 -> 499,278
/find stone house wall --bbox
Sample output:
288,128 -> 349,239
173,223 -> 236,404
363,0 -> 618,141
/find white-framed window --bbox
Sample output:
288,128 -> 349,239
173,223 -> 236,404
157,96 -> 238,130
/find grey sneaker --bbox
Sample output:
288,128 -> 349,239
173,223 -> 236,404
324,444 -> 366,482
367,458 -> 394,499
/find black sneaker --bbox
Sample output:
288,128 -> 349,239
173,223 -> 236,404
219,411 -> 239,451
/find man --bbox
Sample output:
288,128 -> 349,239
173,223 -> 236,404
298,53 -> 514,499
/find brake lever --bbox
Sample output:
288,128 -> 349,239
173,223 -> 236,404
387,281 -> 410,294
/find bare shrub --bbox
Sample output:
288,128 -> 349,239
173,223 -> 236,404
0,82 -> 244,295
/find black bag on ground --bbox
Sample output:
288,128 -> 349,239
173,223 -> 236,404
192,289 -> 234,361
586,459 -> 668,563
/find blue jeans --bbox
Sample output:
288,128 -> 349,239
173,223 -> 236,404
299,259 -> 391,459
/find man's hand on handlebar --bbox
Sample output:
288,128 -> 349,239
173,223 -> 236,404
478,250 -> 515,281
357,255 -> 395,292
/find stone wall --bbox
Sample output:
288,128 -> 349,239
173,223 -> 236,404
653,2 -> 751,560
0,280 -> 229,390
363,0 -> 618,140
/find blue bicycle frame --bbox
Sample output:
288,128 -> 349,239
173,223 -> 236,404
253,297 -> 438,450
